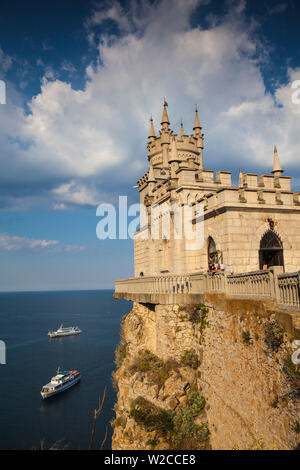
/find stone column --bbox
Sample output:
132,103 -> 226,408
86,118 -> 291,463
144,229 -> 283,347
270,266 -> 284,303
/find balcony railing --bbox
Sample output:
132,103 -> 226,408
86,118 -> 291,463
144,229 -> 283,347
115,269 -> 300,309
278,272 -> 300,308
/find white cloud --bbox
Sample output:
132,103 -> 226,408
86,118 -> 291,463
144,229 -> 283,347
0,232 -> 85,253
0,0 -> 300,210
52,181 -> 101,207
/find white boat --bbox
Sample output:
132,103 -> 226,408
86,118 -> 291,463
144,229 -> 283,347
41,367 -> 81,399
48,324 -> 82,338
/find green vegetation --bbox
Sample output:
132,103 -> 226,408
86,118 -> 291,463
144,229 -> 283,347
190,303 -> 209,328
242,330 -> 252,345
294,421 -> 300,434
265,318 -> 285,352
283,353 -> 300,394
130,389 -> 210,450
180,349 -> 200,369
129,350 -> 180,392
112,415 -> 127,429
130,397 -> 175,436
114,339 -> 128,368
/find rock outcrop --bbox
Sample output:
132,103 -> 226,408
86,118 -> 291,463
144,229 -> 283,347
112,299 -> 300,450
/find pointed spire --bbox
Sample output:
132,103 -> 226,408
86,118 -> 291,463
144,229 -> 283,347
193,106 -> 202,135
239,168 -> 243,187
272,145 -> 283,174
148,116 -> 156,140
161,100 -> 170,130
179,120 -> 184,139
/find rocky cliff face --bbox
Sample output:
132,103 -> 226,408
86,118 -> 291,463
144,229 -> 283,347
112,298 -> 300,450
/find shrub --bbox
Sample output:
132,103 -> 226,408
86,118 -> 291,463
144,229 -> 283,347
189,304 -> 209,329
130,389 -> 210,450
186,390 -> 206,416
265,318 -> 284,352
294,421 -> 300,434
130,397 -> 175,436
129,350 -> 180,391
173,406 -> 209,450
242,330 -> 252,345
181,349 -> 200,369
129,349 -> 162,374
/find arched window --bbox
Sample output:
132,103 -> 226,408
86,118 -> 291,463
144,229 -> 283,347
208,237 -> 217,256
259,230 -> 284,270
208,237 -> 218,266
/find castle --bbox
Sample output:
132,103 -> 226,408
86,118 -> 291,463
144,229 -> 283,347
134,103 -> 300,277
113,104 -> 300,451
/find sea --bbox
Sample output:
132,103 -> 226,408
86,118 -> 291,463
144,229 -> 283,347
0,290 -> 131,450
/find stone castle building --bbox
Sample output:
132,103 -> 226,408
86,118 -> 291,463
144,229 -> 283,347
113,104 -> 300,451
134,103 -> 300,277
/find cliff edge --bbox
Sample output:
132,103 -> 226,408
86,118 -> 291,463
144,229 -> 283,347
112,299 -> 300,450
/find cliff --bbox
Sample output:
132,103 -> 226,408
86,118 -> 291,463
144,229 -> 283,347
112,298 -> 300,450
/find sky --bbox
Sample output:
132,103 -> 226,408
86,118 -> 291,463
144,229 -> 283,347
0,0 -> 300,291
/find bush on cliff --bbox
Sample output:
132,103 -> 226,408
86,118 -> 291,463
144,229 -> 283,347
129,350 -> 180,392
264,317 -> 285,352
129,349 -> 163,373
130,397 -> 175,436
180,349 -> 200,369
189,304 -> 208,327
130,390 -> 210,450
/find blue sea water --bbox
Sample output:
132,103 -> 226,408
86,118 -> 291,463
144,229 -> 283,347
0,290 -> 131,450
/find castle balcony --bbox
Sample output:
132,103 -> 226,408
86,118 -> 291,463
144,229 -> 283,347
114,269 -> 300,335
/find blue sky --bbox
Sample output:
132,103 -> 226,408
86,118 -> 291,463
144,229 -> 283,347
0,0 -> 300,291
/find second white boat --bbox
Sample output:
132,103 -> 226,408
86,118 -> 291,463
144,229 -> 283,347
48,324 -> 82,338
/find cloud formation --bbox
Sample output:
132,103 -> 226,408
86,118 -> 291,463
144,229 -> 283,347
0,232 -> 85,252
0,0 -> 300,210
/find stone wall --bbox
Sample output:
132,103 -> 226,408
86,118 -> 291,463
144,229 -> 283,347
112,298 -> 300,450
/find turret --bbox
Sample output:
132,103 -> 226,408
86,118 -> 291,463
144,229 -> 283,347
193,106 -> 202,137
148,159 -> 156,193
161,101 -> 170,132
272,145 -> 284,178
179,120 -> 184,139
168,136 -> 180,186
148,116 -> 156,141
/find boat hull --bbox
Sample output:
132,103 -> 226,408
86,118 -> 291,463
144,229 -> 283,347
41,375 -> 81,399
48,331 -> 81,338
